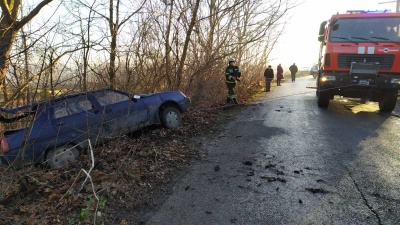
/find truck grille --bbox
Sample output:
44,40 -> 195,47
337,54 -> 394,69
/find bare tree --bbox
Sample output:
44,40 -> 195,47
171,0 -> 295,103
100,0 -> 146,89
0,0 -> 54,101
64,0 -> 102,91
173,0 -> 200,90
0,0 -> 296,106
21,27 -> 31,104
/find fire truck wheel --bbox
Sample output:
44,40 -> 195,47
379,92 -> 397,112
317,91 -> 330,108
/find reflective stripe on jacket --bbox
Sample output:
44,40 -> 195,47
225,65 -> 241,84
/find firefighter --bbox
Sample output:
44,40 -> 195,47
264,65 -> 274,92
225,58 -> 241,104
289,63 -> 298,82
277,63 -> 283,86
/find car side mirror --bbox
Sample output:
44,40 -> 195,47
319,21 -> 327,35
132,95 -> 140,102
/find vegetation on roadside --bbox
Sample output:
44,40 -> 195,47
0,103 -> 249,224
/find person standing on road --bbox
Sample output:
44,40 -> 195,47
277,63 -> 283,86
289,63 -> 298,82
264,65 -> 274,92
225,57 -> 241,104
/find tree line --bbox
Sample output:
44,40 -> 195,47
0,0 -> 296,108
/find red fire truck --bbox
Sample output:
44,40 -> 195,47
317,9 -> 400,112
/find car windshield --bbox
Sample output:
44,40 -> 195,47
330,17 -> 400,43
92,90 -> 129,106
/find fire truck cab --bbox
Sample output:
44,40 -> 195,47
317,9 -> 400,112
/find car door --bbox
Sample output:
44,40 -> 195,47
50,94 -> 102,147
91,90 -> 148,136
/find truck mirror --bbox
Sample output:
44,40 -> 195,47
318,35 -> 325,42
319,21 -> 328,35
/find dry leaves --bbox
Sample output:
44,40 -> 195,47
0,105 -> 236,224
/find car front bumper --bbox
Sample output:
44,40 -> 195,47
319,72 -> 400,89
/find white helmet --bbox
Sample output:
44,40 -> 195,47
228,58 -> 236,62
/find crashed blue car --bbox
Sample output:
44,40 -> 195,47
0,89 -> 190,168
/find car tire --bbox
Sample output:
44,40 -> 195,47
317,91 -> 330,108
160,106 -> 182,129
47,145 -> 79,169
379,91 -> 397,112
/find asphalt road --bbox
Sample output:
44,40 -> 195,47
143,76 -> 400,225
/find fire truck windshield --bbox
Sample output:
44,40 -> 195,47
330,17 -> 400,43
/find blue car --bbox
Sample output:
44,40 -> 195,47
0,89 -> 190,168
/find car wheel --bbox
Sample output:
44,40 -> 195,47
160,106 -> 182,129
47,145 -> 79,169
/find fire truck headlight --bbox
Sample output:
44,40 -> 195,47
321,76 -> 336,82
390,78 -> 400,84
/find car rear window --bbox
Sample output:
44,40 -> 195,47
0,111 -> 36,133
93,91 -> 129,106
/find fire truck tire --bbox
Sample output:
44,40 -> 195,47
317,91 -> 330,108
379,91 -> 397,112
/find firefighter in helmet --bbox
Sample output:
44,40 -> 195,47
225,57 -> 241,104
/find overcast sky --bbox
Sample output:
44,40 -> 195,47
269,0 -> 398,69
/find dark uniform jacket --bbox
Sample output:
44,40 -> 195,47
225,65 -> 241,84
289,64 -> 298,74
264,68 -> 274,79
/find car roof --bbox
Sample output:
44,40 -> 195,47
0,88 -> 129,115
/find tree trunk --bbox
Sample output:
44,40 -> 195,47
109,33 -> 117,89
0,28 -> 18,102
21,31 -> 31,104
0,0 -> 53,102
108,0 -> 116,89
175,0 -> 200,90
165,0 -> 174,89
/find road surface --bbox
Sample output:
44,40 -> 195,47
142,76 -> 400,225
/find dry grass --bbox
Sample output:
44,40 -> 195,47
0,95 -> 255,224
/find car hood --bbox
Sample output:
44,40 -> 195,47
140,91 -> 186,100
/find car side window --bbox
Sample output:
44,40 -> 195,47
53,95 -> 93,119
93,91 -> 129,106
54,102 -> 68,119
67,98 -> 92,114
